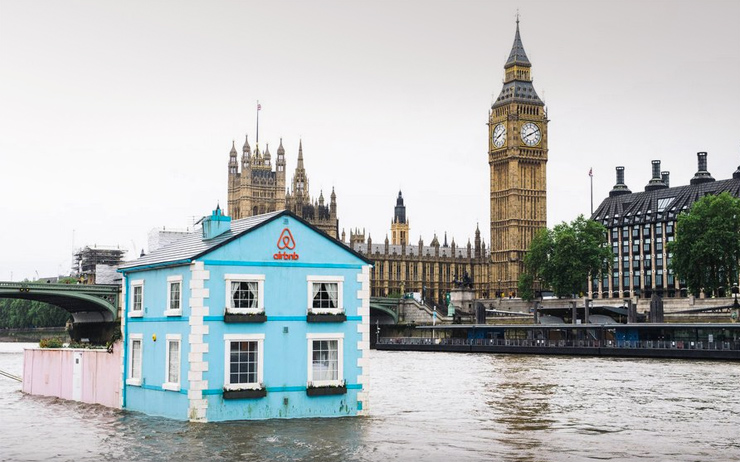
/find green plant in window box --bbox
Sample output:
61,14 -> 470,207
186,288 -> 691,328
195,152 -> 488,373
306,380 -> 347,396
306,312 -> 347,323
223,385 -> 267,400
223,310 -> 267,323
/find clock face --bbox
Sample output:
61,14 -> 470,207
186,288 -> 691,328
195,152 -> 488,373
492,123 -> 506,148
520,122 -> 542,146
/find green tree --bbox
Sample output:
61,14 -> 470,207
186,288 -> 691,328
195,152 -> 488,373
520,215 -> 611,298
668,192 -> 740,296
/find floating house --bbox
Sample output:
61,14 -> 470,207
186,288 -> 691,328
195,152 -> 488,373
118,208 -> 371,421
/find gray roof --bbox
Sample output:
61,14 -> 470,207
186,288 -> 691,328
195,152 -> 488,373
505,21 -> 531,68
119,211 -> 282,271
592,177 -> 740,227
492,80 -> 543,108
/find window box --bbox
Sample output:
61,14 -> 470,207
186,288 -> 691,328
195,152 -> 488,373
307,313 -> 346,323
223,387 -> 267,400
224,312 -> 267,323
306,384 -> 347,397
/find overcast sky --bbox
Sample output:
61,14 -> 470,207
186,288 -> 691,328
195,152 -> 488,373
1,0 -> 739,281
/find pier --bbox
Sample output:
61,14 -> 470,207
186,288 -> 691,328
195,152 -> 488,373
376,323 -> 740,360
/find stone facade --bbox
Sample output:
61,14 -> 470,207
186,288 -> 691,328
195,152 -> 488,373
228,137 -> 338,238
488,19 -> 548,297
346,191 -> 490,306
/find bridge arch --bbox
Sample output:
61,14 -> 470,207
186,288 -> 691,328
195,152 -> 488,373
0,282 -> 119,324
369,297 -> 399,324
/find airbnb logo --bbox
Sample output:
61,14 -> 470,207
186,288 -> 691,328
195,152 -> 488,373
274,228 -> 299,260
277,228 -> 296,250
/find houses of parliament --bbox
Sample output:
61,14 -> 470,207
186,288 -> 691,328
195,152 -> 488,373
226,19 -> 548,305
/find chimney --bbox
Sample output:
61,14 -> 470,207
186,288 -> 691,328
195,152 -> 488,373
690,152 -> 715,185
645,160 -> 668,191
609,166 -> 632,197
201,205 -> 232,240
661,171 -> 670,188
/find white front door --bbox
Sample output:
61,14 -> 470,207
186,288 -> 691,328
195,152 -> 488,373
72,352 -> 83,401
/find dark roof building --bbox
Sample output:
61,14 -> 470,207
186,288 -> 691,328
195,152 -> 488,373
590,152 -> 740,299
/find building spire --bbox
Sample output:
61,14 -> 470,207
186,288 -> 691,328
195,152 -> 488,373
297,140 -> 304,168
505,16 -> 531,68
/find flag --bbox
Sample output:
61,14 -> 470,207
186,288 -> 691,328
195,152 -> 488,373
589,167 -> 593,177
257,103 -> 261,111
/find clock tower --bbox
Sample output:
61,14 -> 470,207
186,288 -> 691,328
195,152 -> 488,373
488,18 -> 548,297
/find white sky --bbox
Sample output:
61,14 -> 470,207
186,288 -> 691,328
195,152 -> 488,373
1,0 -> 739,282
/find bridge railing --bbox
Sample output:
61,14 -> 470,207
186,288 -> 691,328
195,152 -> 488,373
378,337 -> 740,351
0,282 -> 119,293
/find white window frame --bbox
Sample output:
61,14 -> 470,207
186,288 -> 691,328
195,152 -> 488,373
306,332 -> 344,387
224,274 -> 265,314
163,334 -> 181,391
306,275 -> 344,315
223,333 -> 265,390
127,333 -> 143,386
129,280 -> 144,318
164,275 -> 183,316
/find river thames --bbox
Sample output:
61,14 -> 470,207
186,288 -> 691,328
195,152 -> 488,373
1,342 -> 739,461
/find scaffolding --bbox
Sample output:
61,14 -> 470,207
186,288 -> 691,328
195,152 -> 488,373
72,245 -> 127,284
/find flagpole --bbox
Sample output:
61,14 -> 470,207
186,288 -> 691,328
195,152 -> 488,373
590,168 -> 594,215
256,100 -> 260,149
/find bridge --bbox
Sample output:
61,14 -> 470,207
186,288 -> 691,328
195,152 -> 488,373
0,281 -> 120,342
370,297 -> 400,324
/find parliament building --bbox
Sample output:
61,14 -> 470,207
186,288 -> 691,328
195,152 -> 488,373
225,19 -> 548,303
346,19 -> 549,303
227,137 -> 338,238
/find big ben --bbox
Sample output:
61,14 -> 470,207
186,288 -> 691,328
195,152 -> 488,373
489,18 -> 548,297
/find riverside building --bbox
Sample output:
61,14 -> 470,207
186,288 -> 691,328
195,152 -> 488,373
590,152 -> 740,299
118,208 -> 371,422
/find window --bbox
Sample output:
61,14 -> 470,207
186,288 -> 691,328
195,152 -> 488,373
225,274 -> 265,314
306,333 -> 344,387
307,276 -> 344,314
163,334 -> 181,391
657,197 -> 674,212
224,334 -> 264,390
130,280 -> 144,317
127,334 -> 143,386
165,276 -> 183,316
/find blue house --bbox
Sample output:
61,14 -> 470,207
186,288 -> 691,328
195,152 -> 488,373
118,208 -> 372,421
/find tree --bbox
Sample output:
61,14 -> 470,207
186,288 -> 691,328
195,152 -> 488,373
520,215 -> 611,298
668,192 -> 740,296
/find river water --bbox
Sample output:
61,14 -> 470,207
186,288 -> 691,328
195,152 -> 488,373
1,342 -> 739,462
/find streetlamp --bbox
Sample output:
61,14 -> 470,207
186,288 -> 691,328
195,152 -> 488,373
498,278 -> 502,299
733,283 -> 739,309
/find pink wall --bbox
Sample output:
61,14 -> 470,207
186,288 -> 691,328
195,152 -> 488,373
22,342 -> 121,409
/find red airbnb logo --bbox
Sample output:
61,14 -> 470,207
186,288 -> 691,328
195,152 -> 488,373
274,228 -> 299,260
277,228 -> 296,250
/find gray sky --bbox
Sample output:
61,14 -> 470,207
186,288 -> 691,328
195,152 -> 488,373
1,0 -> 739,282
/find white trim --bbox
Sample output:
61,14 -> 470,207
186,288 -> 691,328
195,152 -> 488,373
224,274 -> 265,315
223,334 -> 265,390
306,333 -> 344,387
306,275 -> 344,314
163,334 -> 181,391
127,334 -> 143,386
129,280 -> 144,318
165,275 -> 183,316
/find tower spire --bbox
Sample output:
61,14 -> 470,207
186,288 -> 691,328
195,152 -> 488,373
505,16 -> 531,69
255,100 -> 261,150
